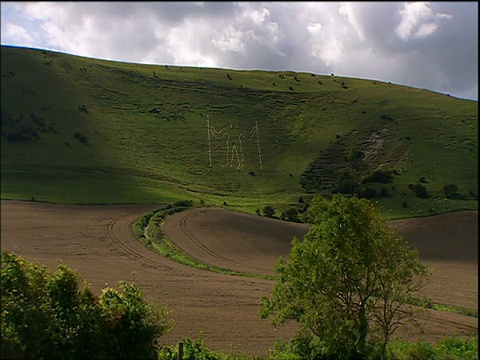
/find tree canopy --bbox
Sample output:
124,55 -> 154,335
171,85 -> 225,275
1,250 -> 172,360
259,194 -> 430,359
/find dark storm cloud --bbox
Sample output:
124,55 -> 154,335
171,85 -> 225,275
1,1 -> 477,100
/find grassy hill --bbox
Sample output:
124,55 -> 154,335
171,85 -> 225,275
1,45 -> 477,218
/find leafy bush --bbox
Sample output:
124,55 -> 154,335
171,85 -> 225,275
355,185 -> 377,199
412,183 -> 429,198
443,183 -> 458,198
333,178 -> 358,194
434,336 -> 478,359
263,205 -> 275,218
281,207 -> 299,222
173,200 -> 194,207
158,332 -> 260,360
386,337 -> 478,360
1,251 -> 172,360
363,169 -> 393,184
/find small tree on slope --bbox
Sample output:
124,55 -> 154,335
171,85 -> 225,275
259,194 -> 430,359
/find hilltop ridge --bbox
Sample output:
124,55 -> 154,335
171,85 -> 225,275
1,45 -> 477,218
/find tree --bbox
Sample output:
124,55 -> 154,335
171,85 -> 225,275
443,183 -> 458,198
259,194 -> 430,359
263,205 -> 276,218
282,207 -> 299,222
1,251 -> 172,360
412,183 -> 428,198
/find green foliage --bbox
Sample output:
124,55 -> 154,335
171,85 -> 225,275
1,250 -> 172,360
386,336 -> 478,360
259,194 -> 430,359
333,172 -> 359,195
158,332 -> 262,360
281,207 -> 299,222
433,336 -> 478,359
263,205 -> 276,218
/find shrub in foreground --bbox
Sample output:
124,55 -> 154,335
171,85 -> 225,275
1,250 -> 172,360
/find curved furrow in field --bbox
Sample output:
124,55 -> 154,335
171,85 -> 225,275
162,207 -> 309,275
178,211 -> 235,264
103,212 -> 174,270
236,229 -> 273,257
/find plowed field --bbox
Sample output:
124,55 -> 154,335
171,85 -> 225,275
1,201 -> 477,357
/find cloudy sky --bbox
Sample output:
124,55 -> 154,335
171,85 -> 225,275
1,1 -> 478,100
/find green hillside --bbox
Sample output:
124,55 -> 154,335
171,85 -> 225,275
1,45 -> 477,218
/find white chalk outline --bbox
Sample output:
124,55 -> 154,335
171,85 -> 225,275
207,114 -> 263,169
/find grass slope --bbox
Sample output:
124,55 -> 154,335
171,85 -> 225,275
1,45 -> 477,218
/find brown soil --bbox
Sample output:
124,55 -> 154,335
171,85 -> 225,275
1,201 -> 477,357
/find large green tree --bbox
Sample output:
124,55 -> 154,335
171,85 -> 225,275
259,194 -> 430,359
1,251 -> 172,360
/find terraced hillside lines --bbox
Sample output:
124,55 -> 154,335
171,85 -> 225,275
300,123 -> 408,192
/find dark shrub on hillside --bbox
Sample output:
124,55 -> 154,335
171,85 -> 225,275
334,178 -> 358,194
355,186 -> 377,199
363,169 -> 392,184
78,105 -> 89,114
333,172 -> 358,195
263,205 -> 275,218
413,184 -> 428,198
282,207 -> 299,222
73,132 -> 88,145
174,200 -> 193,207
443,184 -> 458,198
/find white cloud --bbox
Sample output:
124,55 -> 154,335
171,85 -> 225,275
396,2 -> 452,40
339,2 -> 366,42
3,23 -> 34,44
212,26 -> 249,53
